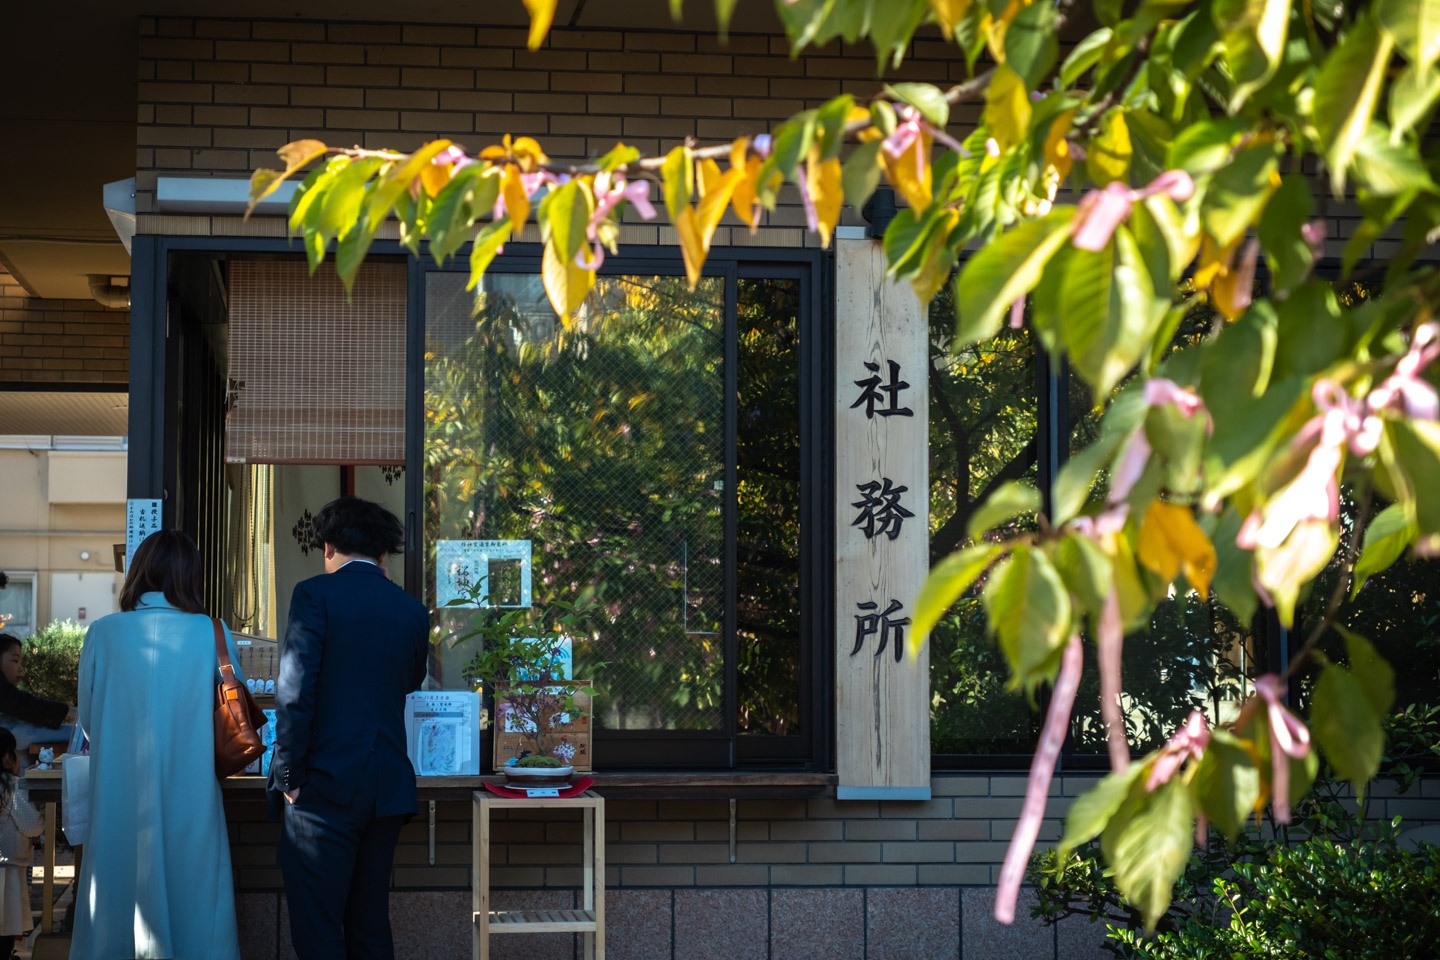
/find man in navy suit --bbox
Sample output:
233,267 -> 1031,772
270,496 -> 430,960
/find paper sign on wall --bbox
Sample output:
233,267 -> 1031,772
404,690 -> 482,776
125,499 -> 162,570
435,539 -> 532,608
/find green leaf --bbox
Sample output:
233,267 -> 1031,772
1168,117 -> 1245,175
1352,124 -> 1440,196
1004,1 -> 1060,90
1258,173 -> 1316,294
1376,0 -> 1440,68
967,481 -> 1042,543
1045,226 -> 1165,398
288,157 -> 345,235
466,219 -> 513,293
1193,728 -> 1261,841
1103,776 -> 1195,932
1388,419 -> 1440,540
595,142 -> 640,172
1352,503 -> 1418,597
1313,15 -> 1396,196
1390,62 -> 1440,137
335,197 -> 377,293
1054,533 -> 1114,615
318,157 -> 384,246
885,83 -> 948,128
954,207 -> 1075,349
1058,762 -> 1144,861
427,166 -> 497,266
365,139 -> 455,232
1312,662 -> 1387,790
1052,386 -> 1148,525
1213,0 -> 1293,109
1203,143 -> 1279,247
842,140 -> 883,213
1211,508 -> 1259,624
538,179 -> 590,262
1274,280 -> 1346,378
1338,626 -> 1397,717
815,93 -> 856,160
982,545 -> 1073,693
1061,28 -> 1113,87
912,542 -> 1006,643
661,145 -> 694,223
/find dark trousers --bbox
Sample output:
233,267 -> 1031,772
278,756 -> 405,960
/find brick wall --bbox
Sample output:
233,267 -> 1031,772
129,15 -> 1416,264
0,267 -> 128,384
223,773 -> 1440,960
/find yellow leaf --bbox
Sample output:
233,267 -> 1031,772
731,155 -> 762,231
698,169 -> 742,250
675,207 -> 707,289
1086,110 -> 1132,185
1192,235 -> 1237,290
509,136 -> 549,172
1138,501 -> 1217,599
1043,109 -> 1076,183
541,239 -> 594,320
808,155 -> 844,248
983,64 -> 1031,154
882,130 -> 933,211
521,0 -> 557,51
928,0 -> 973,39
502,164 -> 529,234
278,139 -> 328,175
419,161 -> 450,198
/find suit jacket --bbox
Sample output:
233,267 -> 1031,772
267,562 -> 429,820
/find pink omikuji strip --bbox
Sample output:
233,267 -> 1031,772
1098,587 -> 1130,775
995,633 -> 1084,924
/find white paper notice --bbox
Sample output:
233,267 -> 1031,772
125,499 -> 162,570
404,690 -> 482,776
435,539 -> 533,608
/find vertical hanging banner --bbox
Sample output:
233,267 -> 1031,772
834,238 -> 930,799
125,498 -> 163,571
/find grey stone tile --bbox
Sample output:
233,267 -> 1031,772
961,886 -> 1055,959
606,888 -> 672,960
1056,912 -> 1117,960
236,892 -> 278,960
866,886 -> 960,960
388,890 -> 470,959
673,888 -> 768,960
771,888 -> 864,960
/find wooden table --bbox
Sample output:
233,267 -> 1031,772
22,767 -> 62,934
473,789 -> 604,960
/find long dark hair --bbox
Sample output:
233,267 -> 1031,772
119,530 -> 207,615
0,727 -> 17,806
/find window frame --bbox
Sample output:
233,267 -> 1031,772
143,237 -> 834,773
0,570 -> 38,640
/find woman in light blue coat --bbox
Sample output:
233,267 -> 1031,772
72,531 -> 242,960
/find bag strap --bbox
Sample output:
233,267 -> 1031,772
213,617 -> 236,678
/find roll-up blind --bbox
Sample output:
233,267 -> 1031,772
226,259 -> 406,465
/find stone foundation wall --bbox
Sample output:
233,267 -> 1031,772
225,773 -> 1440,959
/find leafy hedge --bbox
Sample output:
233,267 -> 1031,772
22,619 -> 85,705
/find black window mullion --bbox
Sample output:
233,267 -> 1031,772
723,263 -> 740,764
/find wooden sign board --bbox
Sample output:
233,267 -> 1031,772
492,681 -> 593,773
834,239 -> 931,799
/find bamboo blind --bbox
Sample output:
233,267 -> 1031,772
226,259 -> 406,465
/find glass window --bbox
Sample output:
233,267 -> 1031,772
423,270 -> 806,743
0,573 -> 36,639
927,290 -> 1042,755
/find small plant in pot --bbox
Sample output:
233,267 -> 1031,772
450,580 -> 599,784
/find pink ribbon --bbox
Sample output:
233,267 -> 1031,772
1146,710 -> 1210,792
1098,587 -> 1129,774
1071,170 -> 1196,252
432,144 -> 474,172
1252,674 -> 1309,823
995,633 -> 1083,924
882,106 -> 969,177
1370,322 -> 1440,421
1107,379 -> 1207,505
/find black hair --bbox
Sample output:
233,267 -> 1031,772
0,571 -> 8,589
120,530 -> 208,615
0,635 -> 18,657
314,496 -> 405,560
0,727 -> 16,802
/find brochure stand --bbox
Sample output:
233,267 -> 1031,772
472,789 -> 605,960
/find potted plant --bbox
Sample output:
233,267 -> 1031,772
449,581 -> 599,785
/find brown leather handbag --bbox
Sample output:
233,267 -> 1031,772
213,617 -> 268,779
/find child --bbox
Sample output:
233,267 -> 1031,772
0,727 -> 41,958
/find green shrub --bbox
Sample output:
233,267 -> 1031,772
514,755 -> 564,768
22,620 -> 85,704
1105,824 -> 1440,960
